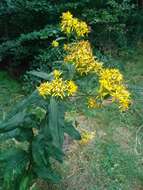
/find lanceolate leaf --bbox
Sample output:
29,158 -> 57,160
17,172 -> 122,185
34,165 -> 61,183
1,148 -> 29,190
64,122 -> 81,140
0,112 -> 27,133
6,90 -> 39,120
45,144 -> 65,163
32,135 -> 48,167
0,129 -> 20,142
28,71 -> 52,80
19,175 -> 33,190
48,98 -> 65,148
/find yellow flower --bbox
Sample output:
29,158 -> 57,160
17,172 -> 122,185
111,85 -> 131,111
37,82 -> 52,98
99,68 -> 123,92
53,69 -> 62,79
62,11 -> 73,21
50,78 -> 67,99
75,20 -> 90,37
80,130 -> 95,145
64,40 -> 103,75
37,72 -> 78,99
61,11 -> 90,37
88,97 -> 101,109
63,44 -> 68,50
52,40 -> 59,47
66,80 -> 78,96
98,68 -> 131,111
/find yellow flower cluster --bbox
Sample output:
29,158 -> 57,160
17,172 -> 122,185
61,11 -> 90,37
80,130 -> 95,145
64,40 -> 103,75
87,97 -> 101,109
99,68 -> 131,111
37,70 -> 78,99
52,40 -> 59,47
64,40 -> 130,111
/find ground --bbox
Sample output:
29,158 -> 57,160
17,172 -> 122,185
0,46 -> 143,190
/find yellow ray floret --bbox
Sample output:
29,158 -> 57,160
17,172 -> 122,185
66,80 -> 78,96
99,68 -> 131,111
64,40 -> 103,75
52,40 -> 59,47
53,69 -> 62,79
87,97 -> 101,109
37,82 -> 52,98
37,70 -> 78,99
80,130 -> 96,145
61,11 -> 90,37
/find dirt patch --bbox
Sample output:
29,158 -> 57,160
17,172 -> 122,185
113,127 -> 132,150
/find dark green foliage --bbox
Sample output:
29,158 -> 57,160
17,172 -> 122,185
0,148 -> 29,190
0,86 -> 81,189
0,25 -> 60,77
0,0 -> 142,80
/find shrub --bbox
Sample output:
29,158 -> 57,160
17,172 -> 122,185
0,0 -> 141,78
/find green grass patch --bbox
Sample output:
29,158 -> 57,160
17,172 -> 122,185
0,71 -> 24,119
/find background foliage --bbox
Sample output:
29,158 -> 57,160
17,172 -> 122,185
0,0 -> 143,82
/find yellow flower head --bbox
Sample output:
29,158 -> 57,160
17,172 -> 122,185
37,74 -> 78,99
37,82 -> 52,99
99,68 -> 123,92
63,44 -> 68,50
61,11 -> 90,37
80,130 -> 95,145
99,68 -> 131,111
88,97 -> 101,109
62,11 -> 73,20
50,78 -> 67,99
75,20 -> 90,37
53,69 -> 62,79
52,40 -> 59,47
64,40 -> 103,75
66,80 -> 78,96
111,85 -> 131,111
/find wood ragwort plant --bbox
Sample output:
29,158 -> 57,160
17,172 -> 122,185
0,12 -> 131,190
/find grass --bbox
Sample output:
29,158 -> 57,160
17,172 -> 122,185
0,71 -> 24,119
0,46 -> 143,190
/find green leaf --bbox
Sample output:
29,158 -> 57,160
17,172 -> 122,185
34,165 -> 61,183
19,175 -> 32,190
15,128 -> 33,142
63,63 -> 76,80
0,129 -> 20,142
28,70 -> 52,80
63,122 -> 81,140
31,107 -> 46,121
0,112 -> 27,133
48,98 -> 65,148
32,135 -> 48,167
1,148 -> 29,190
45,144 -> 65,163
6,90 -> 40,120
